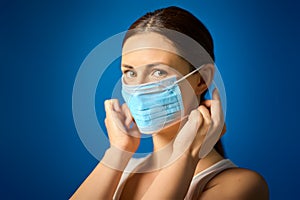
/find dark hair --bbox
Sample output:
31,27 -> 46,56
123,6 -> 225,157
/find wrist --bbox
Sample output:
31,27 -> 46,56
168,146 -> 201,168
110,139 -> 140,153
101,146 -> 134,170
184,146 -> 201,166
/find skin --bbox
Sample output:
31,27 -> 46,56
70,33 -> 269,200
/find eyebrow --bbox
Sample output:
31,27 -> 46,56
121,62 -> 167,69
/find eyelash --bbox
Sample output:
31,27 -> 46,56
152,69 -> 167,77
123,70 -> 136,78
123,69 -> 168,78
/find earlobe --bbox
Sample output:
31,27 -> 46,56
195,64 -> 215,95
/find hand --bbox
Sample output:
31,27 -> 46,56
172,89 -> 225,162
104,99 -> 141,153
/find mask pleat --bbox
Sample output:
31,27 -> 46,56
121,75 -> 184,133
132,102 -> 182,121
129,90 -> 179,111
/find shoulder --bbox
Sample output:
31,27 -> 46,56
200,168 -> 269,200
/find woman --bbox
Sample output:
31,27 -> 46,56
71,6 -> 269,199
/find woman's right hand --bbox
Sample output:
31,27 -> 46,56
104,99 -> 141,153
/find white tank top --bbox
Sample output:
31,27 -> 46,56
113,157 -> 237,200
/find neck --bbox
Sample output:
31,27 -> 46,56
149,118 -> 224,174
146,119 -> 187,169
152,118 -> 186,152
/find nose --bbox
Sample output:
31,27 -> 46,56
128,67 -> 150,84
135,74 -> 150,84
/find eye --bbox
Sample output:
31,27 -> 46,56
124,70 -> 137,78
152,69 -> 167,78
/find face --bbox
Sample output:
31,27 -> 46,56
121,33 -> 204,116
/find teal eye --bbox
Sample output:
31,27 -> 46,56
125,70 -> 137,78
152,69 -> 167,78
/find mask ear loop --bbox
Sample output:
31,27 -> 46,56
169,64 -> 207,124
173,64 -> 206,85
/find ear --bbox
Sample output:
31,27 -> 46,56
194,64 -> 215,95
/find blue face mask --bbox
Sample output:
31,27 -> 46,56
121,66 -> 204,134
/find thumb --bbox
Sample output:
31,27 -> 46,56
122,103 -> 134,128
187,109 -> 204,129
172,110 -> 203,153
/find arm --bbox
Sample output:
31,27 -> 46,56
142,89 -> 223,199
70,100 -> 140,199
70,148 -> 132,200
199,168 -> 269,200
142,150 -> 200,199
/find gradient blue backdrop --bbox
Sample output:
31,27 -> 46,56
1,0 -> 299,199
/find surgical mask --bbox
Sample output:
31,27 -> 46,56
121,65 -> 204,134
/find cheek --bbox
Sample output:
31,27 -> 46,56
179,80 -> 199,115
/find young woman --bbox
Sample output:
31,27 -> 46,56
71,6 -> 269,200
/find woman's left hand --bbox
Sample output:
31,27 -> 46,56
172,88 -> 225,161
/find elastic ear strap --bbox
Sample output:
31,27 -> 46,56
174,64 -> 206,85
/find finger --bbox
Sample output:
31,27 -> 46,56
104,100 -> 113,116
128,122 -> 141,138
210,88 -> 224,123
173,110 -> 202,152
198,105 -> 212,127
201,100 -> 212,108
104,117 -> 108,126
188,109 -> 204,129
111,99 -> 121,112
212,87 -> 221,101
221,123 -> 227,137
122,103 -> 133,128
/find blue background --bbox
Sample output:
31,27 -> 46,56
1,0 -> 299,199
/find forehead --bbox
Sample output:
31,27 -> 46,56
122,33 -> 190,74
122,49 -> 182,66
122,49 -> 190,76
122,32 -> 176,55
